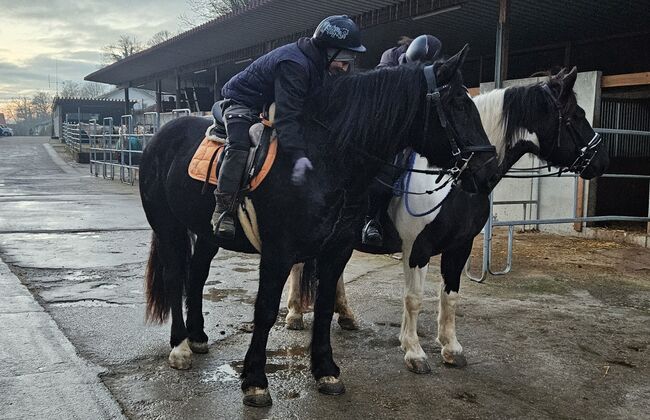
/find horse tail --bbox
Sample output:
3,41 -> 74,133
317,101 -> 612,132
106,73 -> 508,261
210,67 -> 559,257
145,232 -> 168,323
300,258 -> 319,309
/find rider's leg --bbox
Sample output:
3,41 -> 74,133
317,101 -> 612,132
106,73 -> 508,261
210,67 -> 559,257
211,104 -> 254,238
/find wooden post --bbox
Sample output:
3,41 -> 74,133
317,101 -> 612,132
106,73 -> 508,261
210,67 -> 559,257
175,74 -> 182,109
124,87 -> 130,115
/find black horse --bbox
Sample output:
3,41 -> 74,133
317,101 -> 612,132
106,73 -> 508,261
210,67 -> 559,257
288,67 -> 610,373
138,45 -> 499,407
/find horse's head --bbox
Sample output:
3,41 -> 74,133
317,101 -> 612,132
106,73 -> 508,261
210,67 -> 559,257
534,67 -> 609,179
414,45 -> 499,194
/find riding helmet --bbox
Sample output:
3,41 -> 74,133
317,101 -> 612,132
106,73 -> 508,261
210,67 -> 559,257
312,15 -> 367,53
405,34 -> 442,64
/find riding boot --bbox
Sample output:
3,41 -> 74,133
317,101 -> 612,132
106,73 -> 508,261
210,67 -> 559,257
361,217 -> 383,246
211,148 -> 249,239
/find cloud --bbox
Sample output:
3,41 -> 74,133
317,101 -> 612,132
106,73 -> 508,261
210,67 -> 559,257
0,0 -> 186,101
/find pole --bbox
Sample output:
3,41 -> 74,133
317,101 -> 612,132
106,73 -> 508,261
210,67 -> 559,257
494,0 -> 510,89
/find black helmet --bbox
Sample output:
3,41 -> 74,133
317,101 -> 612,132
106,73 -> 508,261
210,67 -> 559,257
405,35 -> 442,64
312,15 -> 366,53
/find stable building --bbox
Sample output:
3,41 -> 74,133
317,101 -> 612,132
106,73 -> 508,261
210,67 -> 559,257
85,0 -> 650,240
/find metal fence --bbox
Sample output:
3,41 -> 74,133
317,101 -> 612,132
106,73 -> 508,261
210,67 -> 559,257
85,109 -> 204,184
466,128 -> 650,282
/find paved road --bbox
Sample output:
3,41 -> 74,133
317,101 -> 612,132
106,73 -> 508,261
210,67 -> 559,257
1,136 -> 648,420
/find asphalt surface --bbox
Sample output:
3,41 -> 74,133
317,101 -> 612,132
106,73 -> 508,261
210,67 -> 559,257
1,136 -> 648,420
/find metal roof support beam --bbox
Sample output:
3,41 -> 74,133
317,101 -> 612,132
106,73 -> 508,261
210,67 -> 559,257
156,80 -> 162,113
175,74 -> 182,109
494,0 -> 510,89
124,87 -> 130,115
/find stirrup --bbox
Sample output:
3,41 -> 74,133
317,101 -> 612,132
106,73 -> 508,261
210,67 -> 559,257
361,220 -> 383,246
214,211 -> 236,239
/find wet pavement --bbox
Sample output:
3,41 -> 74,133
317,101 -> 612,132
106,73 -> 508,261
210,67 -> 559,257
1,136 -> 649,419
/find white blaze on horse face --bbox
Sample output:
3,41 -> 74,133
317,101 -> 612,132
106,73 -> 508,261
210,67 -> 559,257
437,282 -> 463,363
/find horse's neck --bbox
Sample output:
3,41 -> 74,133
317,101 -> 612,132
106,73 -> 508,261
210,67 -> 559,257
473,87 -> 541,179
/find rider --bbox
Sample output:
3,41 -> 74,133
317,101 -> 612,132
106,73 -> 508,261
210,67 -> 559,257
211,15 -> 366,239
362,34 -> 443,246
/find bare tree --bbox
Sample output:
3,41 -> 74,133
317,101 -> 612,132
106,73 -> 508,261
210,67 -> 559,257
148,30 -> 174,47
7,97 -> 34,122
80,82 -> 108,98
60,80 -> 81,97
102,35 -> 144,64
180,0 -> 251,27
31,92 -> 52,119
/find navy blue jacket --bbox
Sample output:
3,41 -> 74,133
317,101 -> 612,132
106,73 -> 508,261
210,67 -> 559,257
221,38 -> 326,158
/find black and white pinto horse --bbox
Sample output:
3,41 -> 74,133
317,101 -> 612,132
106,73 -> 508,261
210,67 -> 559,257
138,46 -> 500,406
286,67 -> 609,374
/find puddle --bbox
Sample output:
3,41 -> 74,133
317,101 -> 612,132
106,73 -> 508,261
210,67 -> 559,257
268,345 -> 309,358
50,299 -> 123,308
203,287 -> 256,304
202,363 -> 240,383
232,267 -> 255,273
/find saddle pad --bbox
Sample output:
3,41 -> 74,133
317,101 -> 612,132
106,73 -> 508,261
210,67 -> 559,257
188,137 -> 277,191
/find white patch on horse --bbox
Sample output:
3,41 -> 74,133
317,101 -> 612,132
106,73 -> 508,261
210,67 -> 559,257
285,263 -> 305,330
168,338 -> 192,369
398,247 -> 429,369
436,282 -> 463,364
237,197 -> 261,252
473,88 -> 540,160
389,154 -> 453,254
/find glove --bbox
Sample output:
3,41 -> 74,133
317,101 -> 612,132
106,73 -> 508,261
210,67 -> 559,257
291,157 -> 313,186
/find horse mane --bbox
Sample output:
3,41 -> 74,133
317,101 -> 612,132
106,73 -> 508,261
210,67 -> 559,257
316,64 -> 427,158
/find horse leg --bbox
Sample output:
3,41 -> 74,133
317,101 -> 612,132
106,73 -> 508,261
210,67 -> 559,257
398,248 -> 431,374
185,235 -> 219,354
156,227 -> 193,370
241,251 -> 293,407
436,242 -> 471,368
285,263 -> 305,330
311,247 -> 354,396
334,274 -> 359,330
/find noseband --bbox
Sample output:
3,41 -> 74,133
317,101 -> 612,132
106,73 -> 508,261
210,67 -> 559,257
423,66 -> 496,182
541,84 -> 603,175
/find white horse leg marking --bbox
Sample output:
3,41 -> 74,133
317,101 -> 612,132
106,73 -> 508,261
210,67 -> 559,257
436,281 -> 466,367
168,338 -> 192,369
399,255 -> 431,373
334,274 -> 358,330
285,263 -> 305,330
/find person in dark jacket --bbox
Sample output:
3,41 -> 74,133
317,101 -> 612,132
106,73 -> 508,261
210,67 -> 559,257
362,34 -> 443,246
211,15 -> 366,239
376,36 -> 412,68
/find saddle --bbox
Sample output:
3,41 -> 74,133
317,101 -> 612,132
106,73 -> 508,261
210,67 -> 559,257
188,103 -> 277,192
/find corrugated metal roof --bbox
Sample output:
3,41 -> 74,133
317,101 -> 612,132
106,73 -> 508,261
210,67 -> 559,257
86,0 -> 650,86
86,0 -> 404,85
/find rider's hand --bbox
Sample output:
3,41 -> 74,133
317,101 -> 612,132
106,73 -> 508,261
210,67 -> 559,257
291,157 -> 313,186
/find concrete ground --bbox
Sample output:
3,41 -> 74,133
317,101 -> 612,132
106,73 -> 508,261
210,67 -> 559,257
0,136 -> 648,419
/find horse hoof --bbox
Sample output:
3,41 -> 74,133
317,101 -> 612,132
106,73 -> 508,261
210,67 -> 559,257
168,339 -> 192,370
337,316 -> 359,331
189,340 -> 209,354
317,376 -> 346,396
442,352 -> 467,368
405,358 -> 432,374
285,316 -> 304,330
242,387 -> 272,407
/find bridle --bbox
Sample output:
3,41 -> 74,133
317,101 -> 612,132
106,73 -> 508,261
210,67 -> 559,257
422,65 -> 496,183
541,83 -> 603,176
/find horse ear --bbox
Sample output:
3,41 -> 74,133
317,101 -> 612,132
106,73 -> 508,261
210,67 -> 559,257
437,44 -> 470,82
560,66 -> 578,99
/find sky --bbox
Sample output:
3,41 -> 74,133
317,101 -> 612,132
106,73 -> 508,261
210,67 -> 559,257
0,0 -> 190,114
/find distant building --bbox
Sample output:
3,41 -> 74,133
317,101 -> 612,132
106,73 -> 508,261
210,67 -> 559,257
51,97 -> 135,139
98,88 -> 175,112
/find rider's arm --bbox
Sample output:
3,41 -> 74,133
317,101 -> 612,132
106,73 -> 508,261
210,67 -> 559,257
274,60 -> 310,162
